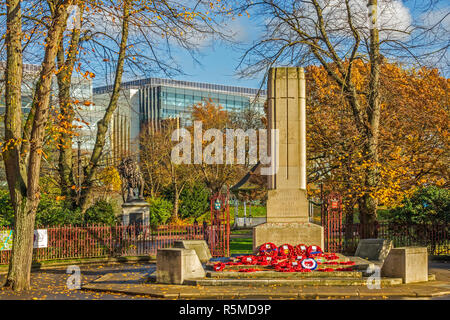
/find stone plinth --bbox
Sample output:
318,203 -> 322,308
121,200 -> 150,225
354,239 -> 393,262
156,248 -> 205,284
173,240 -> 212,263
266,189 -> 309,223
381,247 -> 428,284
253,223 -> 324,253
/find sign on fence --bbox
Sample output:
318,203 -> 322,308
0,230 -> 13,251
0,229 -> 48,251
33,229 -> 48,249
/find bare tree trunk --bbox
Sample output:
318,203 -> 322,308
4,1 -> 70,292
80,0 -> 130,212
173,189 -> 179,221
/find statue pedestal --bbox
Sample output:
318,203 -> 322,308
253,189 -> 323,252
121,200 -> 150,225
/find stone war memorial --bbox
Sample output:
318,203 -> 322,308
253,67 -> 324,251
82,67 -> 441,300
143,67 -> 432,288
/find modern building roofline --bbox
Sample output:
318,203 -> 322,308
93,77 -> 267,97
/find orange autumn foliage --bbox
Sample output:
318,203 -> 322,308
306,62 -> 449,209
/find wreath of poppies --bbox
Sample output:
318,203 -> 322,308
317,267 -> 334,272
295,244 -> 308,255
213,262 -> 226,272
240,255 -> 258,265
300,258 -> 318,270
306,245 -> 323,257
213,243 -> 356,274
277,243 -> 295,257
324,253 -> 340,260
256,255 -> 276,266
294,254 -> 307,261
259,242 -> 278,256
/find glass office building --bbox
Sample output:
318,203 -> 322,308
93,77 -> 267,163
94,77 -> 266,128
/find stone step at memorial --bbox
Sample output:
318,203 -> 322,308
183,277 -> 403,287
206,270 -> 363,279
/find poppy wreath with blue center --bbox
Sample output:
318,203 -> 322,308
259,242 -> 278,256
306,245 -> 323,257
300,258 -> 318,270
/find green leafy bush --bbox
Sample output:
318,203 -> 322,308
387,186 -> 450,224
148,197 -> 172,228
0,189 -> 119,227
0,189 -> 14,227
179,183 -> 210,219
84,200 -> 118,226
35,197 -> 84,226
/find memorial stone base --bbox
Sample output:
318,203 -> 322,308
253,189 -> 324,252
253,222 -> 324,253
121,200 -> 150,225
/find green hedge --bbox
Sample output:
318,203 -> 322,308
386,186 -> 449,224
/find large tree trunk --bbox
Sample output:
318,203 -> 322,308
359,0 -> 381,238
80,0 -> 130,213
3,0 -> 28,291
4,1 -> 71,292
56,2 -> 84,203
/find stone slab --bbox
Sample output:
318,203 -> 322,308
173,240 -> 212,263
207,271 -> 362,279
156,248 -> 205,284
253,222 -> 324,252
354,239 -> 393,262
381,247 -> 428,284
266,189 -> 309,223
82,267 -> 450,299
184,277 -> 403,287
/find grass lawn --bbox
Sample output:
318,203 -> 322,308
231,229 -> 252,235
230,237 -> 253,255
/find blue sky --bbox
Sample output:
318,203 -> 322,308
154,16 -> 264,90
119,1 -> 449,90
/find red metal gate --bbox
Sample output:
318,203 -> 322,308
322,192 -> 343,252
209,190 -> 230,257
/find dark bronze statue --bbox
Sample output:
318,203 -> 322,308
117,157 -> 145,202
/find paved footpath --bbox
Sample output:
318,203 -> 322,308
0,263 -> 156,300
0,262 -> 448,300
83,261 -> 450,300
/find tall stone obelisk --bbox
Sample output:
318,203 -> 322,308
253,67 -> 323,251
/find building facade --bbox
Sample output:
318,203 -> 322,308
93,77 -> 267,163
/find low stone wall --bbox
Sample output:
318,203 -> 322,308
234,217 -> 266,228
